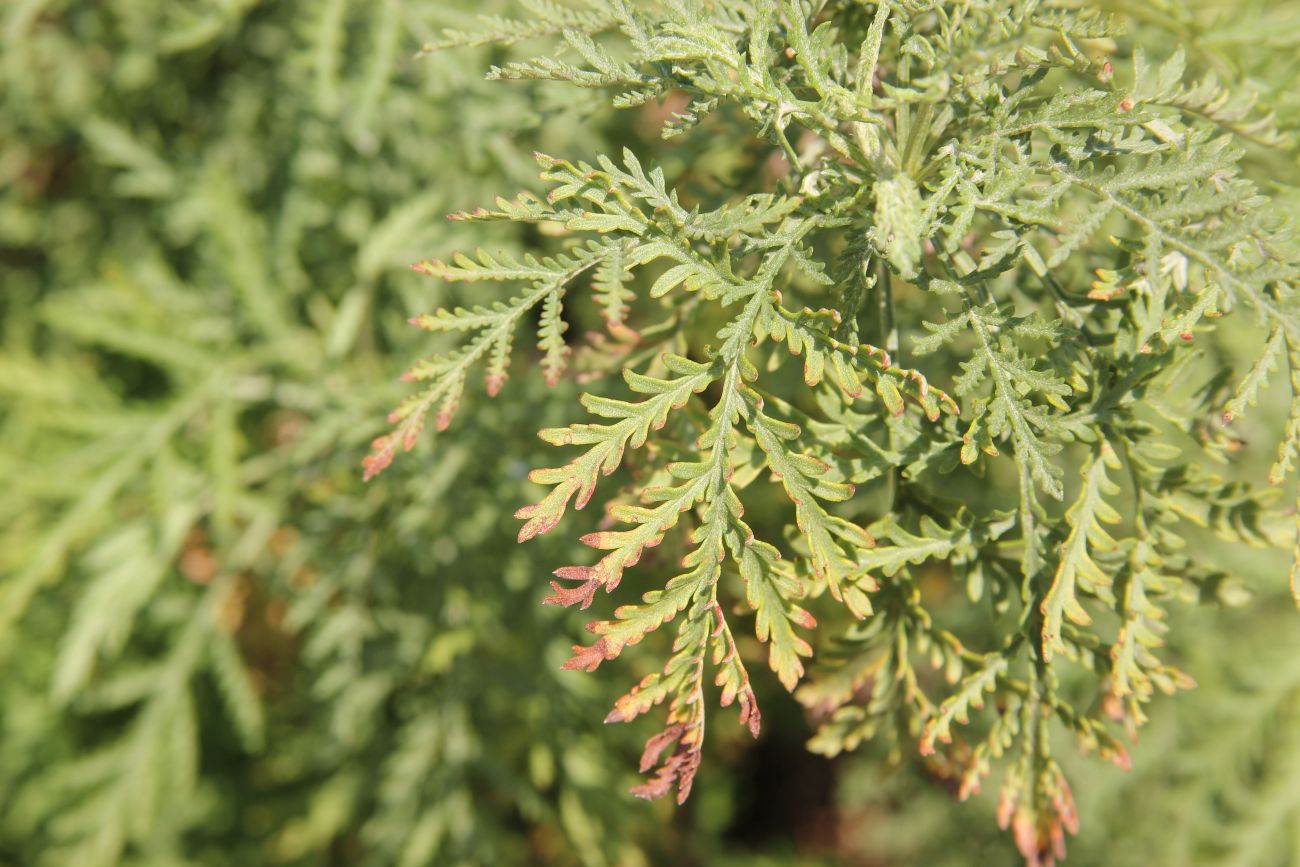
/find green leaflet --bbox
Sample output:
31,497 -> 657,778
1041,442 -> 1123,661
872,172 -> 925,280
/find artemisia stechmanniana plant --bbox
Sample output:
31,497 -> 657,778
368,1 -> 1299,863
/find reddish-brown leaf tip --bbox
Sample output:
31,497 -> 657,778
544,567 -> 601,608
562,638 -> 611,672
361,448 -> 393,482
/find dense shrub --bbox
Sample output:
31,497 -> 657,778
3,1 -> 1299,866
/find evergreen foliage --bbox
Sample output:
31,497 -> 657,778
1,2 -> 752,864
373,1 -> 1300,863
6,0 -> 1300,865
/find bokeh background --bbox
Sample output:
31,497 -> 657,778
3,1 -> 1299,865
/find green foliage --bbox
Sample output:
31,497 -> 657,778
374,0 -> 1300,863
3,1 -> 802,865
6,0 -> 1300,865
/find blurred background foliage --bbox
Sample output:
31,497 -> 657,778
1,0 -> 1298,865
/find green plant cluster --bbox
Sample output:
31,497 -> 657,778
5,1 -> 1300,866
0,2 -> 761,865
373,1 -> 1300,864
